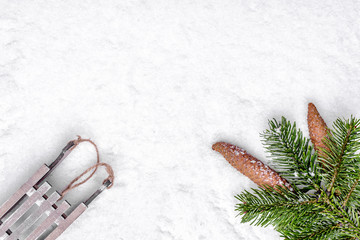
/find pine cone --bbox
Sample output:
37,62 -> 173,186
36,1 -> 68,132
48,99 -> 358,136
307,103 -> 329,157
212,142 -> 291,190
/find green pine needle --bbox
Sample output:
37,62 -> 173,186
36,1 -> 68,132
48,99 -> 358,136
235,116 -> 360,239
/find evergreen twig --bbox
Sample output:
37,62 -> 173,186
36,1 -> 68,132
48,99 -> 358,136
234,116 -> 360,239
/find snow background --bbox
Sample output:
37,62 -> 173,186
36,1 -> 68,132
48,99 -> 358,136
0,0 -> 360,239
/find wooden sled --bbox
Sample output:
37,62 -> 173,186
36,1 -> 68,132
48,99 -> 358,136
0,139 -> 112,240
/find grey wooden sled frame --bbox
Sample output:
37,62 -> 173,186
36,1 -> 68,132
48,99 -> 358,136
0,140 -> 111,240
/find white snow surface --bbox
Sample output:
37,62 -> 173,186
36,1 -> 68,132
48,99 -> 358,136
0,1 -> 360,239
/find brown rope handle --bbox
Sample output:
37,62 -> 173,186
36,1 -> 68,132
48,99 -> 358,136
60,163 -> 114,198
59,136 -> 114,200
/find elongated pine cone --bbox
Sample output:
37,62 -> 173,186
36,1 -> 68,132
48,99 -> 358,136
212,142 -> 291,190
307,103 -> 329,157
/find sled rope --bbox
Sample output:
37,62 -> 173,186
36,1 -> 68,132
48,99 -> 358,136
60,136 -> 114,199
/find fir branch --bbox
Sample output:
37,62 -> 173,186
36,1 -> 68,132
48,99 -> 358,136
320,117 -> 360,198
280,222 -> 340,240
328,128 -> 352,194
345,183 -> 360,209
230,114 -> 360,239
235,187 -> 319,229
343,179 -> 359,207
261,117 -> 320,191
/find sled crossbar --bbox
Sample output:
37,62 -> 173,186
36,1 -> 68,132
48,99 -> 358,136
0,165 -> 87,240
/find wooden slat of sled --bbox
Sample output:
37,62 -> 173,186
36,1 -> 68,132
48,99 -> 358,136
25,201 -> 70,240
6,192 -> 60,240
45,203 -> 87,240
0,165 -> 50,219
0,182 -> 51,238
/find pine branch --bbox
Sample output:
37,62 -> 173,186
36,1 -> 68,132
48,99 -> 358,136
235,187 -> 319,229
261,117 -> 320,191
215,108 -> 360,239
343,179 -> 359,207
320,117 -> 360,199
328,128 -> 352,193
280,222 -> 341,240
345,184 -> 360,209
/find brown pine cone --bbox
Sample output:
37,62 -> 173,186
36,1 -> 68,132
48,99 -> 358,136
212,142 -> 291,190
307,103 -> 329,157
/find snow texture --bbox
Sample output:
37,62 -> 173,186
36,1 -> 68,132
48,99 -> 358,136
0,1 -> 360,239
